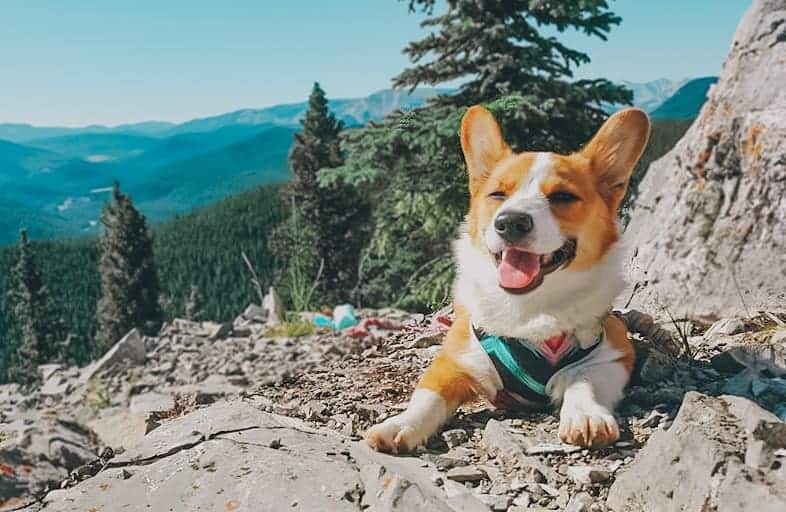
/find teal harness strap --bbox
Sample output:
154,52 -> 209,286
479,335 -> 547,396
476,326 -> 602,405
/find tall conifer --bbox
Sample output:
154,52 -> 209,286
96,184 -> 162,351
7,230 -> 59,385
271,83 -> 369,306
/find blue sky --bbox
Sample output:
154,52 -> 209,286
0,0 -> 750,127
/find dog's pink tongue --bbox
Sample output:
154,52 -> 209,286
498,249 -> 540,289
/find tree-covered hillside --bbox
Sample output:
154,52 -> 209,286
0,185 -> 283,381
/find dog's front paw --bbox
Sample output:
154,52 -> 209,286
365,415 -> 427,454
558,403 -> 619,448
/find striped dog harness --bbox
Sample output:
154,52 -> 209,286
475,326 -> 601,406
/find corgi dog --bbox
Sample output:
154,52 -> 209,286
366,106 -> 650,452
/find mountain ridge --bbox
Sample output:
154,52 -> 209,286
0,88 -> 453,143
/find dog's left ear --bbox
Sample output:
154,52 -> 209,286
581,108 -> 651,209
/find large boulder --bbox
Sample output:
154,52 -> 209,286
625,0 -> 786,317
607,392 -> 786,511
40,401 -> 487,511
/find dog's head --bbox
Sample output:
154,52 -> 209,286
459,106 -> 650,295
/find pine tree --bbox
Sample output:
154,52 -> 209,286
322,0 -> 633,309
270,83 -> 369,306
7,230 -> 59,386
184,285 -> 204,321
96,184 -> 162,351
397,0 -> 632,128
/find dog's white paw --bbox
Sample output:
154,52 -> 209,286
558,402 -> 619,448
365,414 -> 428,454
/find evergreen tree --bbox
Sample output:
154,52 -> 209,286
396,0 -> 632,151
96,184 -> 162,351
270,83 -> 369,306
7,230 -> 60,386
322,0 -> 632,309
184,285 -> 204,321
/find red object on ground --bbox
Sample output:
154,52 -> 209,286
344,317 -> 406,338
433,314 -> 453,330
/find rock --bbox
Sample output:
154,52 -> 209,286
356,402 -> 388,422
299,400 -> 328,421
0,417 -> 97,508
129,392 -> 175,414
87,409 -> 148,451
771,329 -> 786,345
167,318 -> 203,334
262,286 -> 284,326
204,321 -> 232,340
711,345 -> 786,377
171,375 -> 243,403
424,447 -> 473,470
479,419 -> 557,482
39,373 -> 72,398
566,465 -> 611,485
80,329 -> 146,382
705,317 -> 746,338
37,364 -> 63,382
445,466 -> 487,483
405,330 -> 443,349
636,347 -> 675,384
564,492 -> 595,512
476,493 -> 512,511
526,442 -> 581,455
358,445 -> 489,512
241,303 -> 265,322
625,0 -> 786,318
441,428 -> 469,448
607,392 -> 786,512
43,401 -> 488,511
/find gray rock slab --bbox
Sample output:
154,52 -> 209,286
79,329 -> 146,383
607,392 -> 786,511
624,0 -> 786,318
41,401 -> 489,512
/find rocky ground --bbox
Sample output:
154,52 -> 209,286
1,305 -> 785,511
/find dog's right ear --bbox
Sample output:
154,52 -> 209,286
460,106 -> 510,193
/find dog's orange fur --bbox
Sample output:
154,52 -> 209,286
367,106 -> 650,452
604,314 -> 636,373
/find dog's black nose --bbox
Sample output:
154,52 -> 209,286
494,211 -> 534,242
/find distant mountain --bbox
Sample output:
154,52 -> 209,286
0,121 -> 175,144
650,77 -> 718,119
163,88 -> 453,136
0,88 -> 450,144
601,78 -> 686,114
620,78 -> 688,112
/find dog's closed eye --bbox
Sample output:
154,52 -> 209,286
547,191 -> 580,204
488,191 -> 507,200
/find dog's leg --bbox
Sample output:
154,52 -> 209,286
551,317 -> 634,447
554,361 -> 628,447
366,352 -> 477,453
